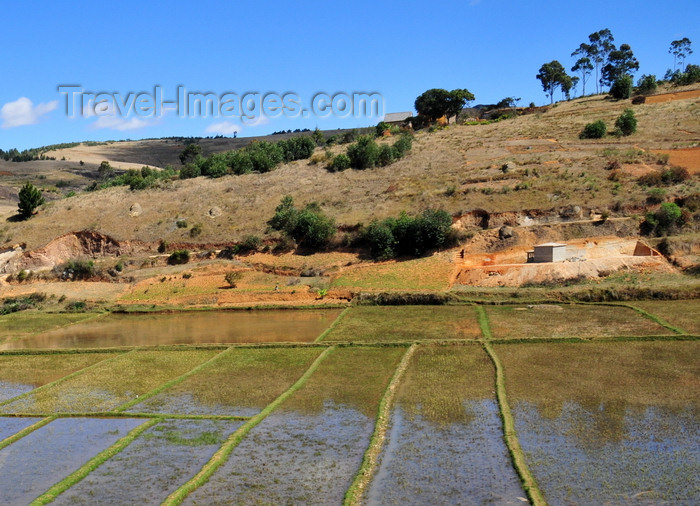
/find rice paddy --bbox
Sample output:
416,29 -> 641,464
0,302 -> 697,504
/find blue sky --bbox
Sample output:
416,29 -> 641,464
1,0 -> 698,150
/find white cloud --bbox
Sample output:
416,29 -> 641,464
204,121 -> 243,135
1,97 -> 58,128
242,115 -> 269,127
91,116 -> 154,131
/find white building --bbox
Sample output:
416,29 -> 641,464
527,243 -> 567,263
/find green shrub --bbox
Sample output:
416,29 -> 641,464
58,259 -> 95,280
393,134 -> 413,156
377,144 -> 396,167
610,75 -> 633,99
278,136 -> 315,162
168,250 -> 190,265
176,219 -> 188,228
246,141 -> 284,172
179,163 -> 201,179
615,109 -> 637,136
347,135 -> 380,169
238,235 -> 261,253
268,196 -> 335,250
580,120 -> 607,139
190,223 -> 202,237
17,182 -> 45,219
636,74 -> 657,95
375,121 -> 389,137
361,209 -> 454,259
329,153 -> 351,172
643,202 -> 683,236
227,149 -> 254,175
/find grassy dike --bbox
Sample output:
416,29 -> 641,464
30,418 -> 160,505
161,345 -> 337,505
476,306 -> 546,506
343,343 -> 417,505
314,306 -> 351,343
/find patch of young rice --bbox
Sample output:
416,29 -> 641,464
633,299 -> 700,334
0,417 -> 143,505
183,347 -> 405,504
365,345 -> 525,504
0,353 -> 117,403
497,341 -> 700,503
322,305 -> 482,343
133,347 -> 324,416
0,350 -> 218,414
486,304 -> 668,339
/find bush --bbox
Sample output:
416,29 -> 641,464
246,141 -> 284,172
377,144 -> 395,167
643,202 -> 683,236
179,163 -> 201,179
189,223 -> 202,237
58,259 -> 95,280
610,75 -> 633,99
392,133 -> 413,157
361,209 -> 454,259
224,270 -> 244,288
238,235 -> 261,254
615,109 -> 637,136
278,136 -> 315,162
168,250 -> 190,265
375,121 -> 389,137
579,120 -> 607,139
329,153 -> 351,172
638,166 -> 690,186
347,135 -> 380,169
636,74 -> 657,96
17,182 -> 45,219
268,196 -> 335,250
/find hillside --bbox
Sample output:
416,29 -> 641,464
1,84 -> 699,305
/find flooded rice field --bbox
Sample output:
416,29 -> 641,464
0,304 -> 697,504
0,417 -> 144,505
52,419 -> 245,505
0,309 -> 341,350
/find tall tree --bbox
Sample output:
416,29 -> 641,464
571,57 -> 593,96
586,29 -> 616,93
536,61 -> 569,104
601,43 -> 639,87
669,38 -> 693,71
414,88 -> 474,123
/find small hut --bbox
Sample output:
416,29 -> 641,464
527,243 -> 567,263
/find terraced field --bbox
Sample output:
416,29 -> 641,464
0,301 -> 697,505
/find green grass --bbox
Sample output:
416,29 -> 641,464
485,304 -> 669,340
323,306 -> 482,342
632,300 -> 700,334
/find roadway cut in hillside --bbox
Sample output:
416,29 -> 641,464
453,237 -> 673,288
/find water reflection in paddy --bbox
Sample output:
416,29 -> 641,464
0,309 -> 341,349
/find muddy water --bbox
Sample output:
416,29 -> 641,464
1,309 -> 341,349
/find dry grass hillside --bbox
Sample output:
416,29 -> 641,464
1,84 -> 698,252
